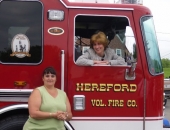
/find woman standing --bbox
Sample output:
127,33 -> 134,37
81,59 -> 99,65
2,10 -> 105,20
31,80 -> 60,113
76,31 -> 126,66
23,67 -> 72,130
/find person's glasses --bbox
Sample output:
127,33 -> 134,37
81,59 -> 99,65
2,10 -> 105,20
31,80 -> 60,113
45,74 -> 56,78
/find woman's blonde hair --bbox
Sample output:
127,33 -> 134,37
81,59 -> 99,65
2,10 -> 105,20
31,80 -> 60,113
90,31 -> 109,50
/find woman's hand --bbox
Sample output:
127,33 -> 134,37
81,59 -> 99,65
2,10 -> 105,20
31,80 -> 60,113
93,60 -> 110,65
53,111 -> 67,120
53,96 -> 72,121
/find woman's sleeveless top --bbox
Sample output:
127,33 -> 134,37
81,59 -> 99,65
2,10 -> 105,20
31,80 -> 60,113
23,86 -> 66,130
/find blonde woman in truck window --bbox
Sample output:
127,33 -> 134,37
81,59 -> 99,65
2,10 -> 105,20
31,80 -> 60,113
76,31 -> 126,66
23,67 -> 72,130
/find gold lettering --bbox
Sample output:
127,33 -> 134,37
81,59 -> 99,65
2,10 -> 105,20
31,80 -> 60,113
107,100 -> 124,107
92,83 -> 99,91
114,100 -> 119,106
84,83 -> 91,91
130,84 -> 137,92
99,100 -> 105,106
76,83 -> 84,91
107,84 -> 113,91
131,100 -> 137,107
122,84 -> 129,92
100,84 -> 106,91
119,100 -> 124,107
96,100 -> 100,106
108,100 -> 112,106
91,99 -> 106,107
76,83 -> 138,92
127,100 -> 137,107
91,99 -> 95,106
114,84 -> 121,92
127,100 -> 131,107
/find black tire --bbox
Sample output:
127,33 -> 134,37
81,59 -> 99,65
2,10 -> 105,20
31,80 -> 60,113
0,115 -> 28,130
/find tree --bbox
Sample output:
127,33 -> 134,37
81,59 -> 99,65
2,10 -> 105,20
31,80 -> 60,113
161,58 -> 170,68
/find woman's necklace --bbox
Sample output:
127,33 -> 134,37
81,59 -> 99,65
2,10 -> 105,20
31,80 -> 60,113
95,52 -> 105,61
101,54 -> 105,61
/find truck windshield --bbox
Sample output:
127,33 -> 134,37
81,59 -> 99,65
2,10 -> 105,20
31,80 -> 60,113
141,16 -> 163,75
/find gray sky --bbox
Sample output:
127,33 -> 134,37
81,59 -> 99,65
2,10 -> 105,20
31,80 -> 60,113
143,0 -> 170,59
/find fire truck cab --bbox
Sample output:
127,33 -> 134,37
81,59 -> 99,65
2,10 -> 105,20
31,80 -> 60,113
0,0 -> 164,130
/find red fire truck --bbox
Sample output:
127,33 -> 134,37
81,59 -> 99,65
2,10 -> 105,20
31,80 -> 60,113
0,0 -> 164,130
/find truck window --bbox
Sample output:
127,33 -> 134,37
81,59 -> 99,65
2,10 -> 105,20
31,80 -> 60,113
0,1 -> 42,64
141,16 -> 163,74
74,15 -> 131,66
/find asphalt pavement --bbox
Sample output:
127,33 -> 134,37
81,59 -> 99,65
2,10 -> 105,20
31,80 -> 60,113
165,99 -> 170,121
164,99 -> 170,130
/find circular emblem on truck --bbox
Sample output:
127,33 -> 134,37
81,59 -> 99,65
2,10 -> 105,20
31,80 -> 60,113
10,34 -> 31,58
48,27 -> 64,35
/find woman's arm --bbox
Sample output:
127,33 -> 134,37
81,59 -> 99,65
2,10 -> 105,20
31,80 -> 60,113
28,89 -> 53,119
55,95 -> 72,121
110,55 -> 126,65
65,96 -> 72,121
76,51 -> 94,66
108,49 -> 127,65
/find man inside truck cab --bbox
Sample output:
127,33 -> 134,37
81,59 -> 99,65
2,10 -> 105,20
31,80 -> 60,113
76,31 -> 126,66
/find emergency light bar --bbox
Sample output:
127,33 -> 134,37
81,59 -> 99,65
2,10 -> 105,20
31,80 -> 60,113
68,0 -> 143,4
121,0 -> 143,4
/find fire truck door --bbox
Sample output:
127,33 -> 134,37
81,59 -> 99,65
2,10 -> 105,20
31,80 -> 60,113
67,8 -> 145,130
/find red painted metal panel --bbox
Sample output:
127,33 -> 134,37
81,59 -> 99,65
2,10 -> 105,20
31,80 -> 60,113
67,8 -> 145,118
0,0 -> 68,90
0,0 -> 164,125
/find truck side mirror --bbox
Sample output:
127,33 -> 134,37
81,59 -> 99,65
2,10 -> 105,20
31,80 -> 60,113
125,26 -> 137,80
125,26 -> 137,64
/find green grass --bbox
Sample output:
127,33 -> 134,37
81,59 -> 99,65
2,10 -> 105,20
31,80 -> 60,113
163,68 -> 170,79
